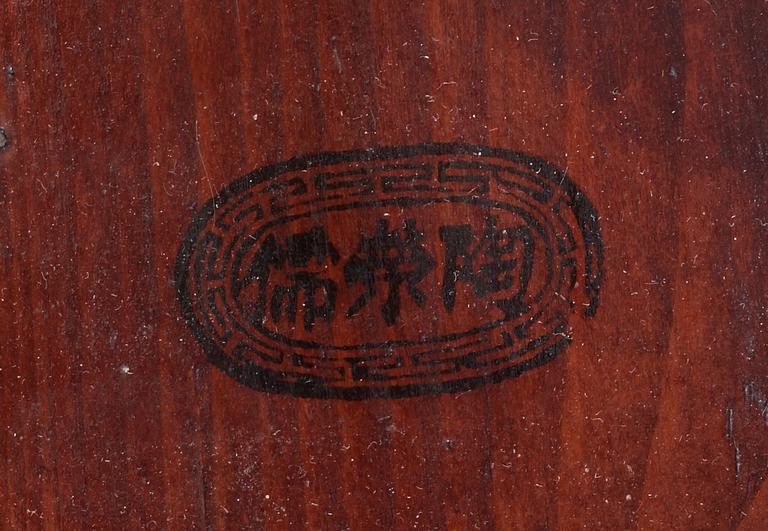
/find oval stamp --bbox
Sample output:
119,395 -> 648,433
175,144 -> 603,399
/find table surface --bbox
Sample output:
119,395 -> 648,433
1,1 -> 767,529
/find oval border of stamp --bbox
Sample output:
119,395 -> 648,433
174,144 -> 604,399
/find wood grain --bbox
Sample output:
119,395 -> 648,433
1,0 -> 767,528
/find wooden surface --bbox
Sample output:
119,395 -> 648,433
2,1 -> 768,528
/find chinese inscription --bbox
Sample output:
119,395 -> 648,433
239,217 -> 535,331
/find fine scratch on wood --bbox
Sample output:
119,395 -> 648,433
194,119 -> 217,218
332,46 -> 343,74
744,381 -> 768,426
725,407 -> 742,481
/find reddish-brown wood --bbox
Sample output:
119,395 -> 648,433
2,1 -> 768,529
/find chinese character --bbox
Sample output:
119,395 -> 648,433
440,217 -> 534,319
237,226 -> 339,331
344,219 -> 436,326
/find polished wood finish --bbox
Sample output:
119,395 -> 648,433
2,1 -> 767,528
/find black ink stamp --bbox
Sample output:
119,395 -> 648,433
175,144 -> 603,399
